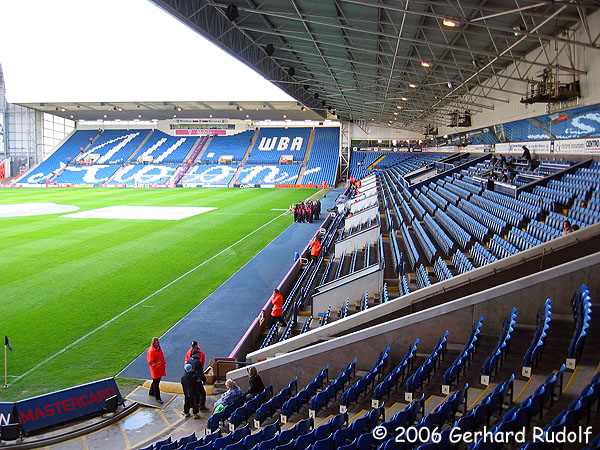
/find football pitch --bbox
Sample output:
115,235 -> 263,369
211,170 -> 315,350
0,187 -> 317,400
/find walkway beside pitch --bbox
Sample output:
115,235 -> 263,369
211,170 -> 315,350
120,188 -> 343,382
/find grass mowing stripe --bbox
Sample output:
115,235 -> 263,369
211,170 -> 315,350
7,208 -> 291,388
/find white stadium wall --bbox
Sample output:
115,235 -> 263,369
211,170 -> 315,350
348,122 -> 423,141
437,8 -> 600,137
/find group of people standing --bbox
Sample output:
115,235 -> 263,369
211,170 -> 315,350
147,338 -> 268,419
146,338 -> 208,418
291,200 -> 321,223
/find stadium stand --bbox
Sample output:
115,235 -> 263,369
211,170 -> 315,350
201,130 -> 254,163
237,164 -> 301,185
145,280 -> 596,450
18,129 -> 98,184
135,130 -> 198,164
17,126 -> 342,188
301,127 -> 339,186
180,164 -> 239,187
75,129 -> 151,165
247,127 -> 311,164
108,163 -> 177,186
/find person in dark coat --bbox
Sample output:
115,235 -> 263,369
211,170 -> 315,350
246,366 -> 265,397
181,363 -> 200,418
188,349 -> 209,411
315,199 -> 321,220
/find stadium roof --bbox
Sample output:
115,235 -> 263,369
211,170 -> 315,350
152,0 -> 600,131
19,100 -> 324,121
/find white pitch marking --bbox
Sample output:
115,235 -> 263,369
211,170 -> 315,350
0,203 -> 79,218
64,205 -> 215,221
7,209 -> 292,387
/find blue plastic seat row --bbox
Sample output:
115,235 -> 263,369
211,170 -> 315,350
423,214 -> 454,257
433,257 -> 453,282
481,307 -> 518,380
434,209 -> 472,250
372,339 -> 419,402
340,346 -> 391,409
229,386 -> 274,429
281,367 -> 328,420
490,235 -> 519,259
404,331 -> 449,396
309,359 -> 356,414
522,298 -> 552,373
446,204 -> 489,242
255,379 -> 298,425
415,264 -> 432,289
526,220 -> 561,243
415,190 -> 438,216
470,242 -> 497,268
568,284 -> 592,365
507,228 -> 542,251
426,189 -> 450,211
400,224 -> 420,270
473,366 -> 567,449
415,383 -> 469,432
443,316 -> 484,388
533,185 -> 573,206
410,196 -> 426,220
340,299 -> 350,319
300,318 -> 313,334
444,181 -> 472,200
451,250 -> 475,274
481,190 -> 541,220
412,219 -> 437,264
389,228 -> 405,275
522,371 -> 600,450
452,177 -> 483,195
399,274 -> 411,297
375,396 -> 426,449
323,408 -> 384,449
569,206 -> 600,226
198,424 -> 251,450
434,184 -> 461,206
470,194 -> 525,228
459,199 -> 507,235
519,190 -> 554,211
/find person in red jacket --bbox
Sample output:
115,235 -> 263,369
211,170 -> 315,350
270,288 -> 286,327
147,337 -> 166,404
310,236 -> 322,261
184,340 -> 206,367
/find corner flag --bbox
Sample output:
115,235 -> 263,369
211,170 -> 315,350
4,336 -> 11,352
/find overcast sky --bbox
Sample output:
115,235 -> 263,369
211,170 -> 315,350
0,0 -> 293,103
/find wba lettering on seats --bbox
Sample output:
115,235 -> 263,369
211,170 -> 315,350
258,136 -> 304,151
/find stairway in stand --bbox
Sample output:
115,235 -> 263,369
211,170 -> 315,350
228,130 -> 259,187
296,127 -> 316,184
169,135 -> 210,187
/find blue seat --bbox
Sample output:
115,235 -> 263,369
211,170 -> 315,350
310,434 -> 333,450
332,427 -> 355,447
275,441 -> 296,450
356,432 -> 379,449
256,435 -> 279,450
223,441 -> 246,450
295,431 -> 317,450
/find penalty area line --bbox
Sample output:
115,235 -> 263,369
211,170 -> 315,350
8,209 -> 292,387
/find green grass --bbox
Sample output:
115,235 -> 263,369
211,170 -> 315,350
0,187 -> 317,400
